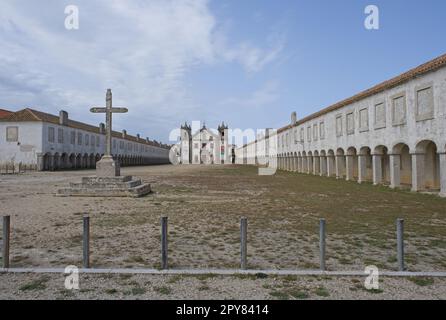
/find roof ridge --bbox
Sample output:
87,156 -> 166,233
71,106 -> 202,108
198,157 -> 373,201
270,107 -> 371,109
275,52 -> 446,133
24,108 -> 44,121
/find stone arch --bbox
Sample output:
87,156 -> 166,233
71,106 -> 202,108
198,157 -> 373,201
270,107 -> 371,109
373,145 -> 390,185
89,154 -> 96,169
297,151 -> 302,173
69,153 -> 76,169
391,143 -> 412,188
282,153 -> 285,171
307,151 -> 314,174
283,152 -> 290,171
319,150 -> 327,176
43,152 -> 52,171
346,147 -> 358,181
335,148 -> 346,179
358,147 -> 373,183
326,149 -> 335,177
61,153 -> 69,170
53,153 -> 60,171
313,151 -> 320,175
75,154 -> 82,168
302,151 -> 308,174
82,153 -> 89,169
413,140 -> 440,191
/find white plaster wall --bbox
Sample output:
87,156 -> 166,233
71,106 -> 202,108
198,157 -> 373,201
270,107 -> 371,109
0,122 -> 43,165
41,122 -> 168,160
0,120 -> 169,166
241,66 -> 446,158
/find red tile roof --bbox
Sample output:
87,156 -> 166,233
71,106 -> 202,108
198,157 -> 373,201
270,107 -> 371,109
0,109 -> 13,119
0,108 -> 169,149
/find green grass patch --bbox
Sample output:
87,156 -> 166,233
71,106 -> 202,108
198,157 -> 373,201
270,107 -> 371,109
269,290 -> 289,300
314,286 -> 330,297
155,286 -> 172,295
408,277 -> 435,287
19,276 -> 50,291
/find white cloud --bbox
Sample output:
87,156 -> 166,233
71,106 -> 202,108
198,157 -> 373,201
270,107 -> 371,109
0,0 -> 285,140
219,80 -> 280,108
220,38 -> 285,73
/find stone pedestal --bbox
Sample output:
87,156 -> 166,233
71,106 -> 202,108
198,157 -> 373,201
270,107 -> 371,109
56,155 -> 151,198
57,176 -> 151,198
96,156 -> 120,177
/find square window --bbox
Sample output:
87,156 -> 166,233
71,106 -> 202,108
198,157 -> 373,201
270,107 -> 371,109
359,108 -> 369,132
6,126 -> 18,142
58,128 -> 64,143
70,131 -> 75,145
416,85 -> 434,121
319,122 -> 325,140
78,133 -> 83,145
374,102 -> 386,129
48,127 -> 55,143
392,93 -> 406,126
346,112 -> 355,135
336,115 -> 343,137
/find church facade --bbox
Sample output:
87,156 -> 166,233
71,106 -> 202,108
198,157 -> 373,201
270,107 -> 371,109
179,122 -> 234,164
236,53 -> 446,197
0,108 -> 170,172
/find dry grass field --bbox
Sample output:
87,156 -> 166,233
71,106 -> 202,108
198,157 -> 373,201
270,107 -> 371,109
1,164 -> 446,271
0,164 -> 445,299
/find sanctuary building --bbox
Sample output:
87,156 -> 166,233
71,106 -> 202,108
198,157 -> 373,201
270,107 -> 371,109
236,53 -> 446,197
0,108 -> 170,171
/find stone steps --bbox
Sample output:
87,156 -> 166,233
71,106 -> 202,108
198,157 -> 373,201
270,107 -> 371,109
57,175 -> 151,198
69,179 -> 142,189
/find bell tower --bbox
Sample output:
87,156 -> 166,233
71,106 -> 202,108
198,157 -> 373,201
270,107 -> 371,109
218,122 -> 229,164
180,122 -> 192,164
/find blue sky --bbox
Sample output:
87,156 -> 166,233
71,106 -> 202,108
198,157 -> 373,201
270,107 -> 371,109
0,0 -> 445,144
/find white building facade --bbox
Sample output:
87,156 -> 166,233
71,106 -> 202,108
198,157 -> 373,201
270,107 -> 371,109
180,122 -> 233,164
0,108 -> 170,171
236,53 -> 446,197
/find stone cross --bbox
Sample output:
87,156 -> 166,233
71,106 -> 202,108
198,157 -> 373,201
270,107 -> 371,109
90,89 -> 128,157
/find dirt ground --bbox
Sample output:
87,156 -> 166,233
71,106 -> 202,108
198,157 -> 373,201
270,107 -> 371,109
1,272 -> 445,300
0,164 -> 445,299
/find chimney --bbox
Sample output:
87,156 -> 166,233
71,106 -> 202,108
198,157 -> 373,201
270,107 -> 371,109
59,110 -> 68,126
146,137 -> 150,143
99,123 -> 105,134
136,134 -> 140,140
122,130 -> 127,138
291,112 -> 297,125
